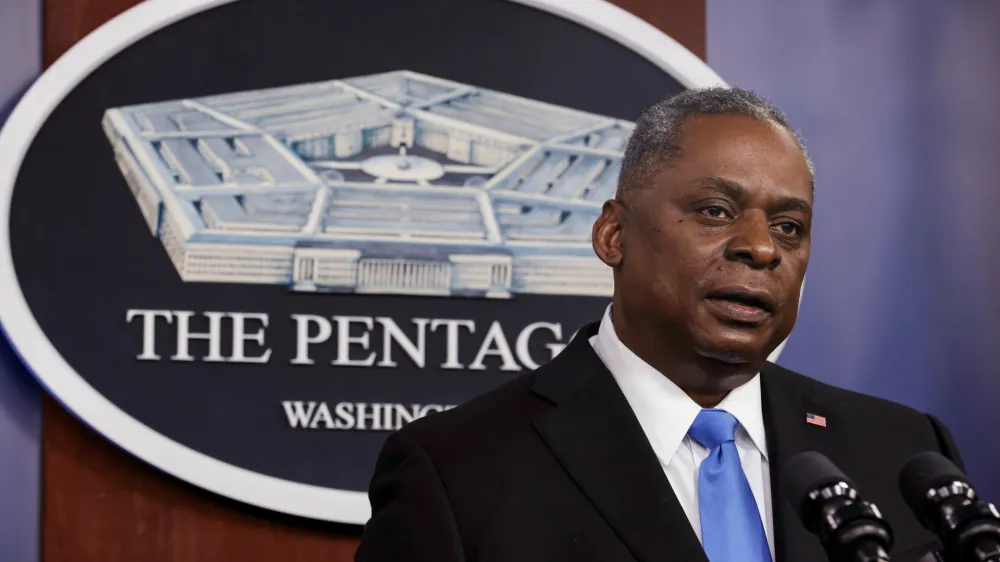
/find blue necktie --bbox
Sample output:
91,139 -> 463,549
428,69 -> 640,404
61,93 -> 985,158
688,409 -> 771,562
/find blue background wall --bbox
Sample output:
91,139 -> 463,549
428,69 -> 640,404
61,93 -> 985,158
708,0 -> 1000,499
0,0 -> 42,560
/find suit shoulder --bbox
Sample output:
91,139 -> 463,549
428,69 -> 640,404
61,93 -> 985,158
764,361 -> 930,421
394,366 -> 547,451
396,334 -> 595,447
764,362 -> 948,458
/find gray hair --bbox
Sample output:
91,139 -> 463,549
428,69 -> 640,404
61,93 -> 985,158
616,87 -> 814,202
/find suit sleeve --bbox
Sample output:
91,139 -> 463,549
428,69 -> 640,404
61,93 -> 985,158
926,413 -> 965,472
355,430 -> 465,562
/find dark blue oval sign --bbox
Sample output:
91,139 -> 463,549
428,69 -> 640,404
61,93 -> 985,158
0,0 -> 731,523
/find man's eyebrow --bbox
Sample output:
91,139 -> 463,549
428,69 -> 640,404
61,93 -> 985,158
701,176 -> 812,215
701,176 -> 747,199
773,197 -> 812,215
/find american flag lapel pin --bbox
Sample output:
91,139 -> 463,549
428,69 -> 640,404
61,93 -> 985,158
806,413 -> 827,427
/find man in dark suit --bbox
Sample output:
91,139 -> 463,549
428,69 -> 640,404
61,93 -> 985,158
354,88 -> 964,562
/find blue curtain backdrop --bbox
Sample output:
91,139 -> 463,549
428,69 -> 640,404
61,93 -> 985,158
0,0 -> 42,560
709,0 -> 1000,499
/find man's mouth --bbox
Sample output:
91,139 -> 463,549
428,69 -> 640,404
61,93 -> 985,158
705,287 -> 776,324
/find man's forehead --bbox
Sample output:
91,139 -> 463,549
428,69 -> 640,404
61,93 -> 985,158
678,113 -> 801,153
668,115 -> 813,197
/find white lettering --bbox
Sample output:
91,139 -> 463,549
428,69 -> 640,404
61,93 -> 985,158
515,322 -> 563,370
128,309 -> 573,369
172,311 -> 226,362
546,341 -> 568,357
229,312 -> 271,364
469,321 -> 521,372
377,317 -> 429,368
283,402 -> 458,431
418,404 -> 445,417
546,328 -> 579,358
334,402 -> 355,429
280,401 -> 317,428
382,403 -> 393,429
430,319 -> 475,369
290,314 -> 332,365
310,403 -> 334,429
355,403 -> 381,430
393,404 -> 418,426
126,309 -> 173,360
332,316 -> 377,367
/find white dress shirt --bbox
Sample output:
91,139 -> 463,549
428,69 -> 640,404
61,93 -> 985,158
589,306 -> 775,560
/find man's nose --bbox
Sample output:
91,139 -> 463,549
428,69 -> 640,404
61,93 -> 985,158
723,213 -> 781,269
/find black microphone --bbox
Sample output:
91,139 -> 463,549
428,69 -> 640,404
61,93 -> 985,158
782,451 -> 894,562
899,452 -> 1000,562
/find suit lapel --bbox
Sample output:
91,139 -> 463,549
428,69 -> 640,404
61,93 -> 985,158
530,329 -> 844,562
760,363 -> 836,562
531,327 -> 707,562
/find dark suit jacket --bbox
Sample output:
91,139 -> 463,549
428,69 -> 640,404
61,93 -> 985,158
355,322 -> 964,562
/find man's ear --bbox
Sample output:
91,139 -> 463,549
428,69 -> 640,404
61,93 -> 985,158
592,199 -> 625,268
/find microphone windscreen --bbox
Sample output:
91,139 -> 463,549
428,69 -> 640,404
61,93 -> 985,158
899,452 -> 968,515
782,451 -> 856,516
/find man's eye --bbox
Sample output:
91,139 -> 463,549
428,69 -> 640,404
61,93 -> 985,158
701,206 -> 730,219
773,221 -> 802,236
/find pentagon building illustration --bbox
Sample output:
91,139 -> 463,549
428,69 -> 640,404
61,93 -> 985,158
102,71 -> 629,299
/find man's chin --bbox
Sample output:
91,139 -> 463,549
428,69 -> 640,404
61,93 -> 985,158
692,333 -> 773,370
689,347 -> 762,393
695,348 -> 751,365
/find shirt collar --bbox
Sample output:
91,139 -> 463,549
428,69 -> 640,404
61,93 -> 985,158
589,305 -> 768,463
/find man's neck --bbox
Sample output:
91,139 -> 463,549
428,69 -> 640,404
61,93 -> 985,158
609,304 -> 758,408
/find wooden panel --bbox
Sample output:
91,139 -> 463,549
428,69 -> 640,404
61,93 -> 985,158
43,0 -> 143,66
611,0 -> 706,60
40,1 -> 706,560
43,0 -> 707,68
42,395 -> 360,562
